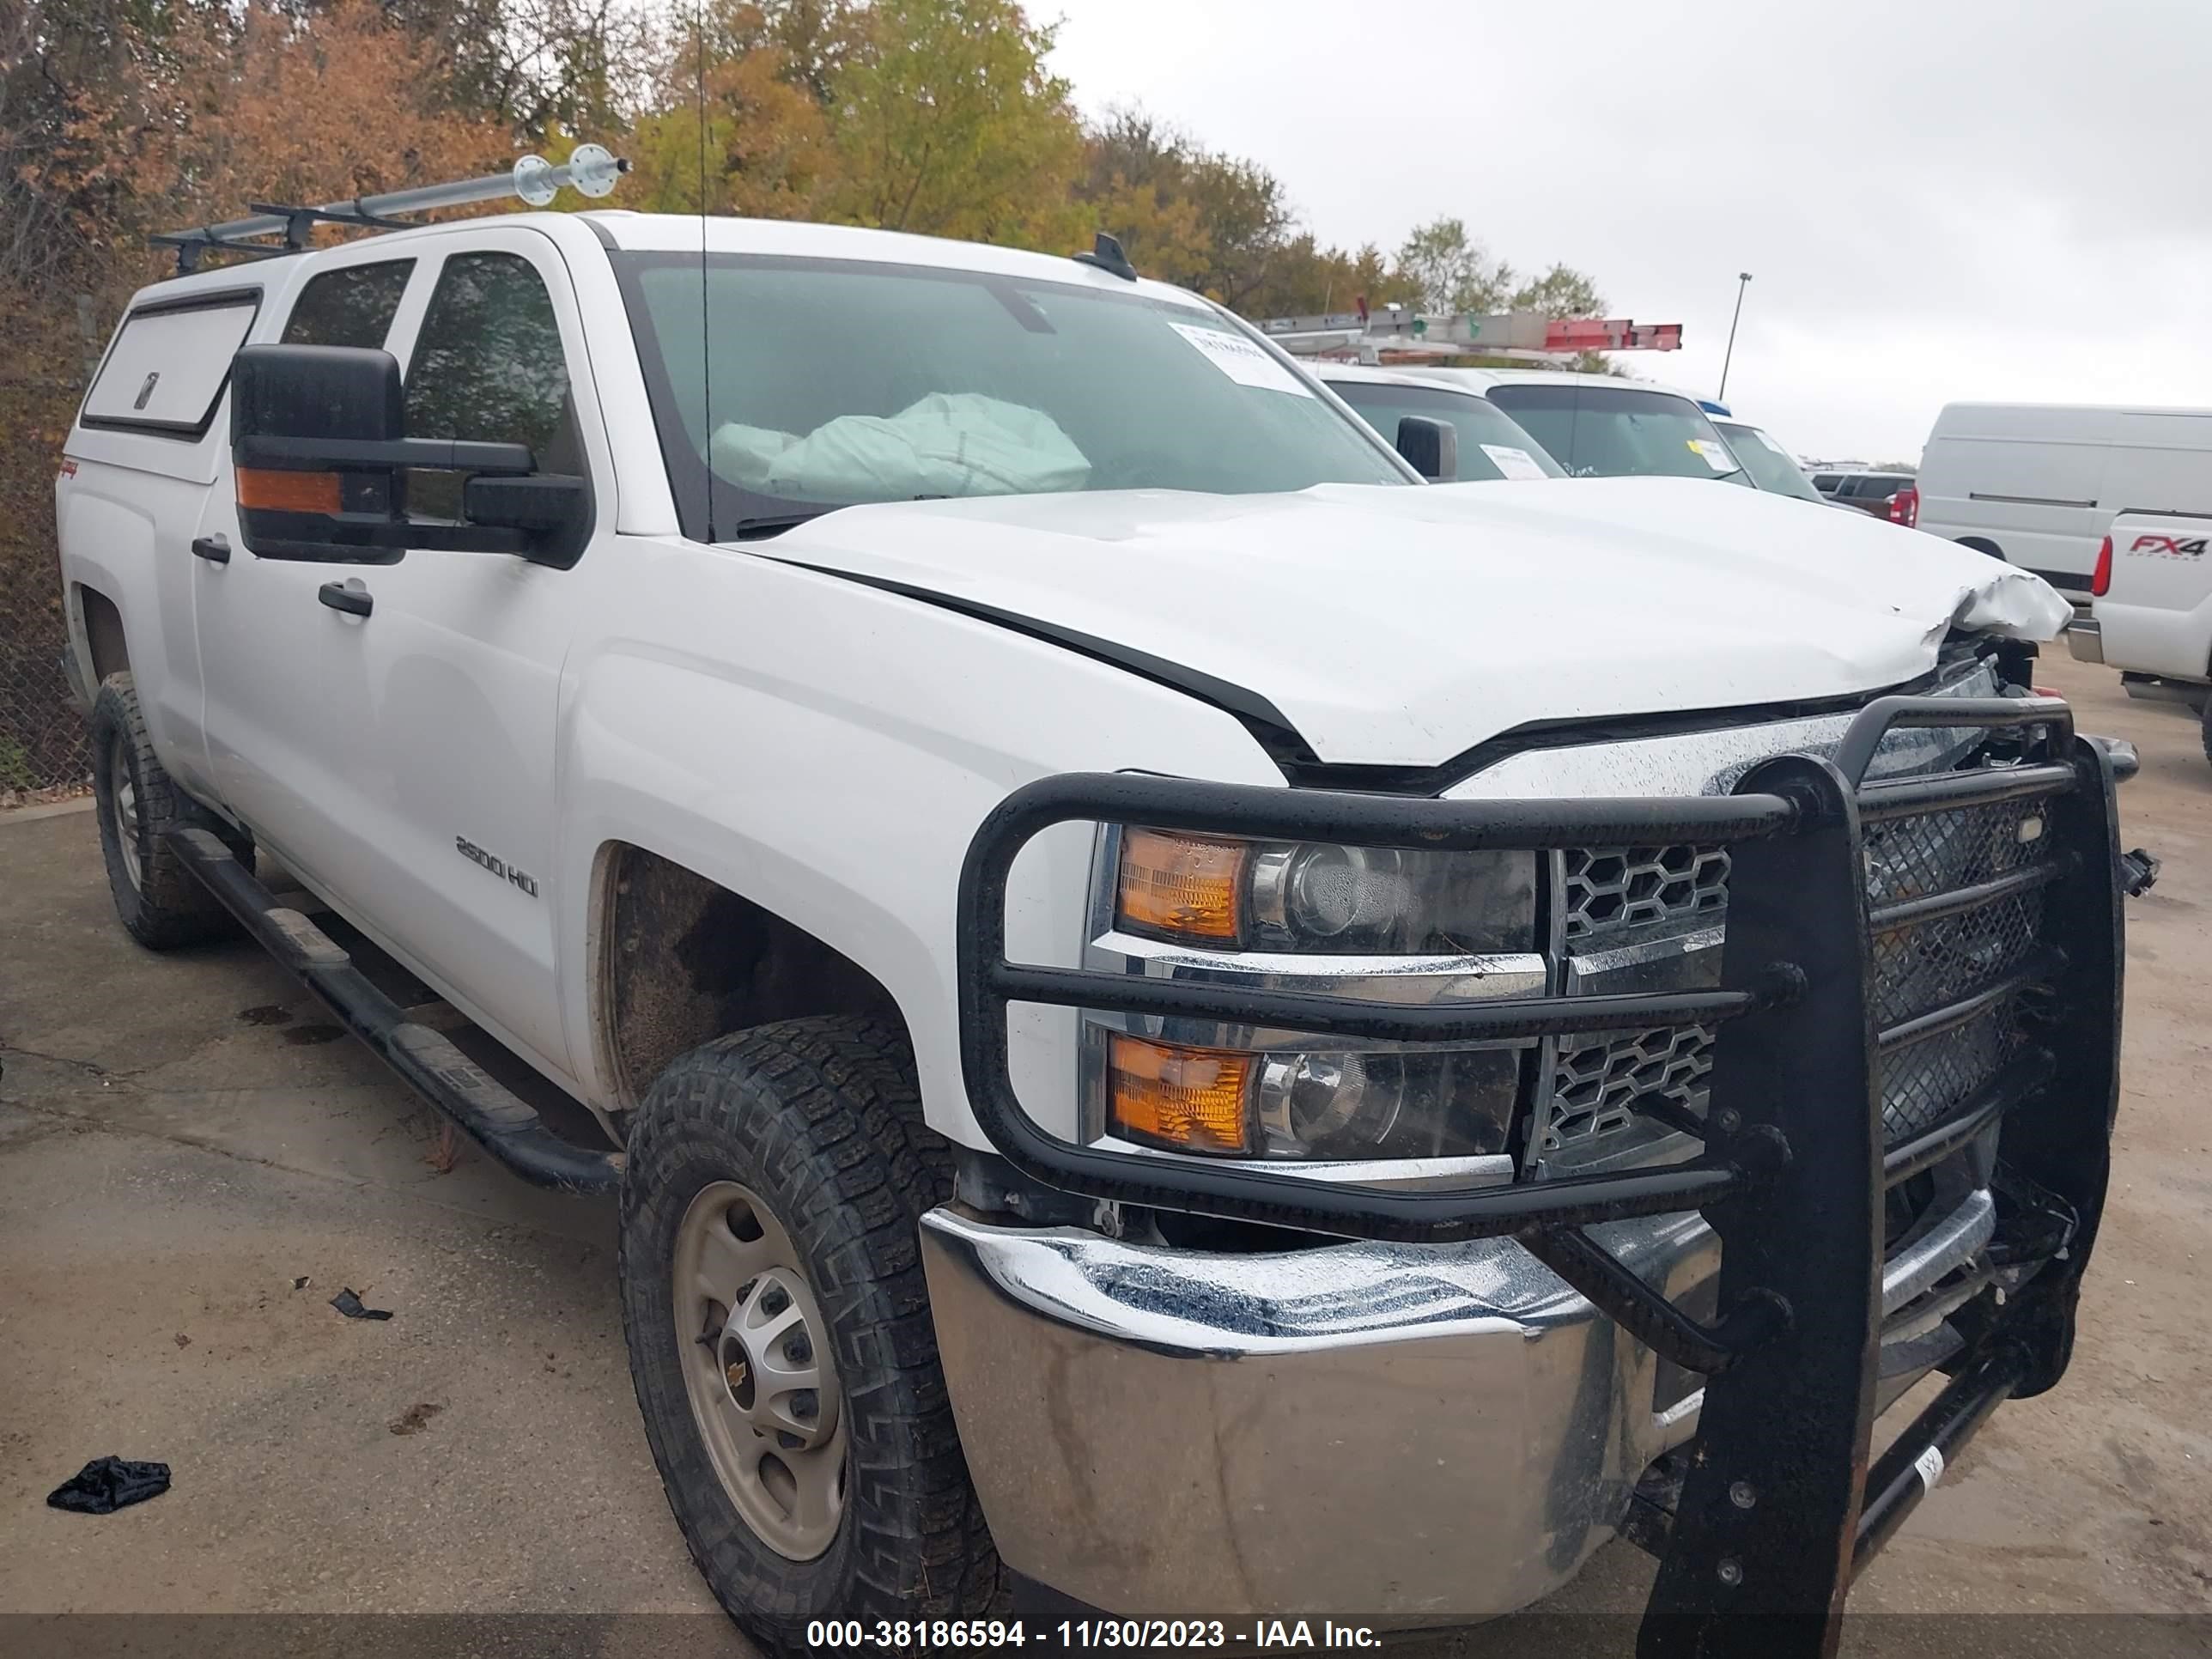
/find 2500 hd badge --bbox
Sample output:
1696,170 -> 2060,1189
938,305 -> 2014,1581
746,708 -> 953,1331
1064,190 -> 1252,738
455,835 -> 538,898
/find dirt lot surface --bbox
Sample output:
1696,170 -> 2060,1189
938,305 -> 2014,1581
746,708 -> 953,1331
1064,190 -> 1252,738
3,647 -> 2209,1653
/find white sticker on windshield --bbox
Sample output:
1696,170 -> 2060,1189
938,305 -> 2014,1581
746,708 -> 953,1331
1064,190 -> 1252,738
1688,438 -> 1737,472
1169,322 -> 1313,398
1480,443 -> 1552,482
1751,428 -> 1790,455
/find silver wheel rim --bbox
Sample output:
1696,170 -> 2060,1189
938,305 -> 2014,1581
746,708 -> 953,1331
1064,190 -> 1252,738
107,730 -> 143,891
672,1181 -> 848,1560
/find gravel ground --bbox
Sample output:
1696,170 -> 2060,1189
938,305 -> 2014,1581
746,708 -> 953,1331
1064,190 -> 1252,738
2,646 -> 2207,1655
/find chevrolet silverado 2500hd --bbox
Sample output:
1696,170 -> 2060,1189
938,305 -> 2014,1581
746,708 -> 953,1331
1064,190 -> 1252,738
57,198 -> 2125,1657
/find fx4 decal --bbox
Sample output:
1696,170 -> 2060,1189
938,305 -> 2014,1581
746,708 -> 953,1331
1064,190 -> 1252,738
456,836 -> 539,898
2128,533 -> 2208,558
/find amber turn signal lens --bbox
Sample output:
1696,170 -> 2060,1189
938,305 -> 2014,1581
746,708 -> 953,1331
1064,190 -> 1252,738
237,467 -> 341,514
1115,828 -> 1248,943
1107,1033 -> 1254,1156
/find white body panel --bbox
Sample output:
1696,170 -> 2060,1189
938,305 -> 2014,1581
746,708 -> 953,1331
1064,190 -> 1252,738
52,210 -> 2072,1153
2092,511 -> 2212,684
1917,401 -> 2212,586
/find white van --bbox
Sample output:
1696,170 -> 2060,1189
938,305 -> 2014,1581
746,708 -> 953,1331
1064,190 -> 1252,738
1917,403 -> 2212,592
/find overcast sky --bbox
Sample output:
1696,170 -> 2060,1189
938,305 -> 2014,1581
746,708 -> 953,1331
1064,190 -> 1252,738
1045,0 -> 2212,463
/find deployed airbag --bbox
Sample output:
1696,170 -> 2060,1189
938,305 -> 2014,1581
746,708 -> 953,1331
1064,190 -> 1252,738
712,393 -> 1091,502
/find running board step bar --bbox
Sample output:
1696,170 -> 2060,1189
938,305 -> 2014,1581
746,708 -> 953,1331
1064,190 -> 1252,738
167,828 -> 623,1196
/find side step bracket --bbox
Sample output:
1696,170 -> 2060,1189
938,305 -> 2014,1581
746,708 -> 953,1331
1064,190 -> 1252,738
168,828 -> 623,1196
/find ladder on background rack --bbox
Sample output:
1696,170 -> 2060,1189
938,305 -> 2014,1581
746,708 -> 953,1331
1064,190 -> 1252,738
1258,301 -> 1685,364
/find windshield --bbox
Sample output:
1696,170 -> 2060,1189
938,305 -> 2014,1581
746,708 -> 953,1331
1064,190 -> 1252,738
615,252 -> 1407,537
1715,421 -> 1825,502
1322,380 -> 1565,481
1484,383 -> 1750,484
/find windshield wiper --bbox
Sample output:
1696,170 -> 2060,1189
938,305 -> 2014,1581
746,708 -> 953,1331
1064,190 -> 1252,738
727,510 -> 836,540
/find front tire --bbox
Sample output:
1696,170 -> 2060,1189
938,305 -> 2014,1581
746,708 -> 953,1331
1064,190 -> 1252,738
88,672 -> 248,950
619,1016 -> 1003,1650
2200,694 -> 2212,769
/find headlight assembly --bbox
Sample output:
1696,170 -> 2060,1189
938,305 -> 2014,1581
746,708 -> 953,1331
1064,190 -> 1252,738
1091,822 -> 1540,1164
1115,827 -> 1538,956
1098,1030 -> 1520,1161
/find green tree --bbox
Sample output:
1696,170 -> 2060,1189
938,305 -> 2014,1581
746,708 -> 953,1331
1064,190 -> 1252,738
1390,216 -> 1513,315
1510,262 -> 1605,319
823,0 -> 1083,249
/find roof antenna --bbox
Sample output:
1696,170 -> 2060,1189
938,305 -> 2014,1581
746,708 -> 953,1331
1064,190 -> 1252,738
1073,231 -> 1138,283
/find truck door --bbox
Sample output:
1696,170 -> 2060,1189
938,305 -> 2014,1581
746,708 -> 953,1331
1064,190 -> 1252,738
194,253 -> 420,878
288,228 -> 611,1079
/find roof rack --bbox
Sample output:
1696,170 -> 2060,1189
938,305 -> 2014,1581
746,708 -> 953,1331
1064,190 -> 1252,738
149,144 -> 629,275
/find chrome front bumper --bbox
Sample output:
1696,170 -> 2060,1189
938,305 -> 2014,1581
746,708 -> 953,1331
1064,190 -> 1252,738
921,1194 -> 1994,1623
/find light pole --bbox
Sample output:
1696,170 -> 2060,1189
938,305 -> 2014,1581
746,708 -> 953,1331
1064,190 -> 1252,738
1717,271 -> 1753,403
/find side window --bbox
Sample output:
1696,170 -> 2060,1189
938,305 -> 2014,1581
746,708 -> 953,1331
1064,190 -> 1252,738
279,260 -> 414,349
404,251 -> 580,521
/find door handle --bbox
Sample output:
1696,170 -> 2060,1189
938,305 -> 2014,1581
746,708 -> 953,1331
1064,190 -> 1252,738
317,580 -> 373,618
190,533 -> 230,564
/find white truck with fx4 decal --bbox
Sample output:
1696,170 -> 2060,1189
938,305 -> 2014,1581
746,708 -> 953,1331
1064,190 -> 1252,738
2073,510 -> 2212,764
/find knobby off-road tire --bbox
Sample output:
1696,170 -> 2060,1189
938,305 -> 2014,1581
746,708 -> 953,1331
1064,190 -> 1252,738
88,672 -> 249,950
620,1016 -> 1004,1651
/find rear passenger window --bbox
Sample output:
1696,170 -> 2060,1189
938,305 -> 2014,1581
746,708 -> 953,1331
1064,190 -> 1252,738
404,252 -> 580,521
280,260 -> 413,349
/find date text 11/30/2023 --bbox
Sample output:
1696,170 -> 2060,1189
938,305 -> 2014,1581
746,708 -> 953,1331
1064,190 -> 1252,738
803,1619 -> 1384,1650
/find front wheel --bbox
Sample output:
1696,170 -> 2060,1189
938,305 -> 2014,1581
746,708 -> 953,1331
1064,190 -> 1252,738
2200,694 -> 2212,769
619,1016 -> 1003,1650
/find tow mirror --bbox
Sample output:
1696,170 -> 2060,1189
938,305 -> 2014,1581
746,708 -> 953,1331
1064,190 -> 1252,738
228,344 -> 584,563
1395,415 -> 1458,483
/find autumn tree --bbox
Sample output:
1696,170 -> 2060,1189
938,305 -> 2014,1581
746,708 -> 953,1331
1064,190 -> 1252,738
627,9 -> 841,219
0,0 -> 513,793
1073,109 -> 1303,308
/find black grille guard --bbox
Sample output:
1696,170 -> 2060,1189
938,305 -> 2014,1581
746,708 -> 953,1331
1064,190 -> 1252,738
956,694 -> 2124,1657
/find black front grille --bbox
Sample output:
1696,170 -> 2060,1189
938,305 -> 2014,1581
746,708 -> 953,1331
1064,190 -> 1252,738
1863,793 -> 2053,911
1867,786 -> 2060,1140
1549,761 -> 2065,1155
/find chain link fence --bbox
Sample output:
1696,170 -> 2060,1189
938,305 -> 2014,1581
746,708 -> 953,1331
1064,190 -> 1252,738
0,627 -> 90,807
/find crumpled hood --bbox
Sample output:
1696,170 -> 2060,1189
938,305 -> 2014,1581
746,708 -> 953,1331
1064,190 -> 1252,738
758,477 -> 2074,768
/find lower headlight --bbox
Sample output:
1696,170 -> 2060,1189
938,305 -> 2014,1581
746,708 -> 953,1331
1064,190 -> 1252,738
1103,1030 -> 1518,1161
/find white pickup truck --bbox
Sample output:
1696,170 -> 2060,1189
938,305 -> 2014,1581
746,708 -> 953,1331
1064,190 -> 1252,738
2072,512 -> 2212,763
56,185 -> 2131,1655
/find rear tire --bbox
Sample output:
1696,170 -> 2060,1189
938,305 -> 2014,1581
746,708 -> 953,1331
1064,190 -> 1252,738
619,1016 -> 1003,1651
2200,695 -> 2212,769
88,672 -> 250,951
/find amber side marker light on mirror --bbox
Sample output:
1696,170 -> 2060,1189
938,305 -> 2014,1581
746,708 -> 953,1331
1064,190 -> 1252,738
1115,828 -> 1248,943
237,468 -> 341,514
1107,1032 -> 1254,1156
